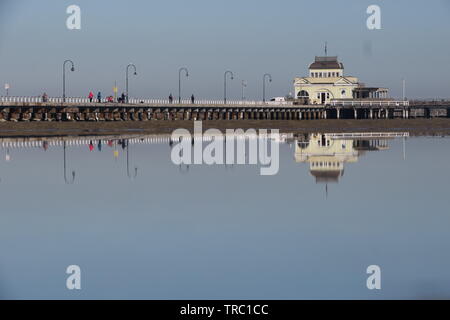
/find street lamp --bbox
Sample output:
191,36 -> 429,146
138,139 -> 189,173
241,80 -> 247,101
402,78 -> 406,101
63,60 -> 75,103
178,67 -> 189,104
63,141 -> 76,184
263,73 -> 272,103
126,63 -> 137,103
224,71 -> 234,104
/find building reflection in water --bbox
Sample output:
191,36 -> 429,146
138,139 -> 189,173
0,132 -> 408,184
295,133 -> 405,184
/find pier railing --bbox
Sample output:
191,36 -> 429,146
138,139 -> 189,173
330,100 -> 410,107
0,96 -> 293,106
328,132 -> 409,139
0,133 -> 295,150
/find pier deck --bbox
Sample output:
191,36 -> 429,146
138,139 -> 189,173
0,97 -> 449,122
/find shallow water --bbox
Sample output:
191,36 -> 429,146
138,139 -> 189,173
0,132 -> 449,299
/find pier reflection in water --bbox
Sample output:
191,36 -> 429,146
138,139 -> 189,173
0,132 -> 449,299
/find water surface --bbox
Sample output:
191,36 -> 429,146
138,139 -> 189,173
0,132 -> 449,299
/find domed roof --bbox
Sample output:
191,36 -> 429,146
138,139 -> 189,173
309,56 -> 344,70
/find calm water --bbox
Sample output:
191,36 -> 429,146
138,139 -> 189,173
0,132 -> 450,299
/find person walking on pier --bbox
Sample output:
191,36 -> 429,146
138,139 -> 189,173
169,93 -> 173,104
42,92 -> 48,103
191,94 -> 195,104
97,91 -> 102,103
88,91 -> 94,102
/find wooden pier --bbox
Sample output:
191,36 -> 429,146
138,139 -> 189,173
0,97 -> 449,122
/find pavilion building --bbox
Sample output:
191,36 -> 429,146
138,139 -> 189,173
294,56 -> 388,105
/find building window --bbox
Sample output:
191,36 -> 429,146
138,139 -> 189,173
298,90 -> 309,98
341,90 -> 346,97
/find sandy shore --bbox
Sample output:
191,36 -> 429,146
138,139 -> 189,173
1,119 -> 450,137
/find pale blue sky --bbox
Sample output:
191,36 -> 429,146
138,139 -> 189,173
0,0 -> 449,99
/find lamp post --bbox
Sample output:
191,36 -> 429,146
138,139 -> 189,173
241,80 -> 247,101
263,73 -> 272,103
126,63 -> 137,103
178,67 -> 189,104
224,71 -> 234,104
63,60 -> 75,103
402,78 -> 406,101
63,141 -> 75,184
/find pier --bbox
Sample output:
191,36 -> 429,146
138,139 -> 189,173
0,96 -> 449,122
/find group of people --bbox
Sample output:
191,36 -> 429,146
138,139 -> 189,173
88,91 -> 127,103
168,93 -> 195,104
41,91 -> 196,104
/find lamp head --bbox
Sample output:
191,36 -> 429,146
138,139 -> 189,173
134,72 -> 137,76
71,67 -> 75,72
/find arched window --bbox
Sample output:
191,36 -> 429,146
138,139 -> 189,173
341,89 -> 346,98
298,90 -> 309,98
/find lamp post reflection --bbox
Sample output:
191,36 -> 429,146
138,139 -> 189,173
170,137 -> 190,174
63,141 -> 76,184
126,140 -> 138,179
